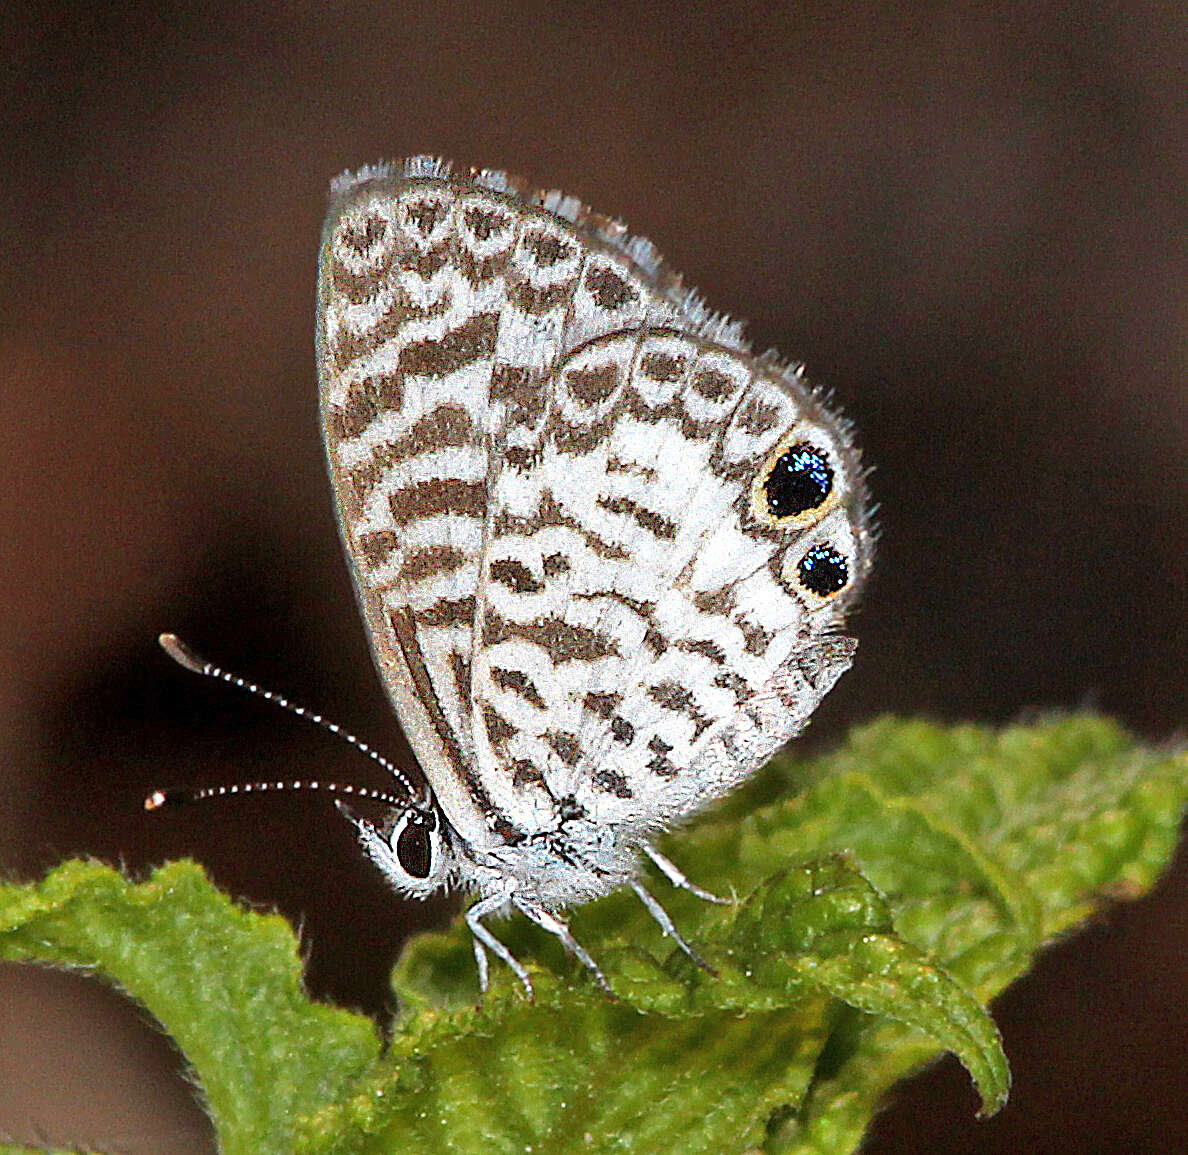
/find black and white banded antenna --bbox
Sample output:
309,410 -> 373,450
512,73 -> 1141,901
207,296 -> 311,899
145,632 -> 424,814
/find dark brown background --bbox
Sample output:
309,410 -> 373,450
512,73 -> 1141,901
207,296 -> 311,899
1,2 -> 1184,1152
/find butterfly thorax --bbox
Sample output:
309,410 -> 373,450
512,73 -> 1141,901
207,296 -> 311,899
449,812 -> 639,909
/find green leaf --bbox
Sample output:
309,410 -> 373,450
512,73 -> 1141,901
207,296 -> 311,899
0,859 -> 380,1155
1,716 -> 1183,1155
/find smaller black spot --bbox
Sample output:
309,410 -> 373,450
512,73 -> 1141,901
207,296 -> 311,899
524,230 -> 572,265
646,734 -> 676,777
511,759 -> 545,788
797,544 -> 849,596
639,352 -> 686,383
492,816 -> 525,845
643,626 -> 668,655
764,443 -> 833,518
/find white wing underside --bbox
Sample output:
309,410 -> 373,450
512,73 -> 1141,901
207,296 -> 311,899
317,159 -> 871,852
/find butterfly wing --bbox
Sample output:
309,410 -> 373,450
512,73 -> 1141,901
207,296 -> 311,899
318,162 -> 511,839
472,322 -> 871,834
318,157 -> 871,849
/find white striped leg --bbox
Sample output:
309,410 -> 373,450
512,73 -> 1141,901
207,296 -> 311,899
513,898 -> 614,997
465,893 -> 534,1000
643,844 -> 730,904
630,880 -> 717,975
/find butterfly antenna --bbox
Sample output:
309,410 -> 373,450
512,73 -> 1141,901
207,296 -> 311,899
151,632 -> 423,807
145,778 -> 414,812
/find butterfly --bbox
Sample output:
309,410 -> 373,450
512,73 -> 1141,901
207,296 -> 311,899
155,157 -> 872,998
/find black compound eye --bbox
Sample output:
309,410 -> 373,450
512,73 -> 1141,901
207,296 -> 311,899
797,544 -> 850,597
396,817 -> 433,879
763,443 -> 834,519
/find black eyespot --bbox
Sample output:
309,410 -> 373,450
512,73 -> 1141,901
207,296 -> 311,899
396,817 -> 433,879
797,544 -> 849,596
764,443 -> 834,518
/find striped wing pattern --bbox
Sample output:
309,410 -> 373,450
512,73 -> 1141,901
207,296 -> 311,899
317,158 -> 870,854
475,329 -> 866,837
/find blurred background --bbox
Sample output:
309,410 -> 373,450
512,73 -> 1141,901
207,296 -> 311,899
1,2 -> 1184,1151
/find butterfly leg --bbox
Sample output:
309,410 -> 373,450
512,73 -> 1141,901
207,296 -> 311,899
513,899 -> 614,997
642,843 -> 730,904
630,880 -> 717,975
465,893 -> 535,1000
470,935 -> 490,995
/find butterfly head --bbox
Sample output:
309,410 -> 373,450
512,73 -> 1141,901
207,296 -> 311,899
337,796 -> 456,898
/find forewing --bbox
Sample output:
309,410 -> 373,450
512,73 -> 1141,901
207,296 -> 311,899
317,165 -> 515,834
316,160 -> 739,842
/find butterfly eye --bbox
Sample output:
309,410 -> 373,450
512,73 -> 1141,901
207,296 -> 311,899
796,543 -> 850,597
396,815 -> 434,879
763,442 -> 834,519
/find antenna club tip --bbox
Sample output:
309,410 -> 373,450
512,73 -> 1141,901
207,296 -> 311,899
145,789 -> 189,811
158,633 -> 207,674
